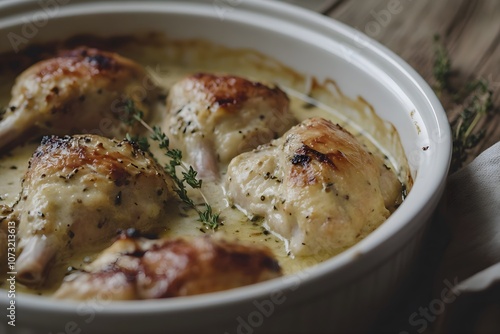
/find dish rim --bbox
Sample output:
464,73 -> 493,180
0,0 -> 451,317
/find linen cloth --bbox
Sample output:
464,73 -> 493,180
434,141 -> 500,333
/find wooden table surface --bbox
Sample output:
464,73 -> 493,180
317,1 -> 499,333
321,0 -> 500,166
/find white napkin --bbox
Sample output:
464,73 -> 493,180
433,141 -> 500,333
439,141 -> 500,281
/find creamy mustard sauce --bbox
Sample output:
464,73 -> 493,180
0,36 -> 409,296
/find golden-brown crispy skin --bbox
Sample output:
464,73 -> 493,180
185,73 -> 289,113
163,73 -> 296,179
54,235 -> 282,300
226,117 -> 402,256
0,47 -> 158,152
15,134 -> 173,286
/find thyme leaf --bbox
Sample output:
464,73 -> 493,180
121,99 -> 144,125
123,99 -> 220,230
125,133 -> 150,152
198,203 -> 220,230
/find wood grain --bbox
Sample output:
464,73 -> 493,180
325,0 -> 500,166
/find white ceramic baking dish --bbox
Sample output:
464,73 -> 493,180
0,1 -> 451,333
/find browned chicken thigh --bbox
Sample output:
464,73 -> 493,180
14,134 -> 173,285
0,47 -> 157,152
54,233 -> 282,300
163,73 -> 296,180
225,117 -> 402,256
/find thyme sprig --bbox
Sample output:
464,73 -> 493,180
433,35 -> 496,172
124,100 -> 220,230
451,80 -> 493,171
433,34 -> 452,94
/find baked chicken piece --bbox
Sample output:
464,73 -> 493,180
163,73 -> 296,180
225,117 -> 402,256
0,47 -> 157,152
54,233 -> 282,300
15,134 -> 173,285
